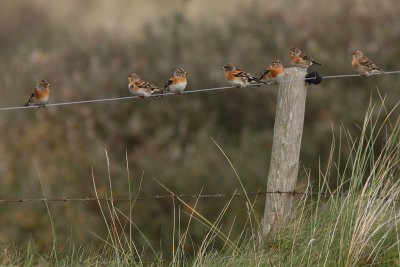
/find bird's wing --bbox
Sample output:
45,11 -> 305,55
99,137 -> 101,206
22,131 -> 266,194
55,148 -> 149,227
137,80 -> 158,90
359,56 -> 380,70
232,69 -> 260,83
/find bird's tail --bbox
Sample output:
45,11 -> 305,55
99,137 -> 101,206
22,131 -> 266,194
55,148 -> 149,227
152,88 -> 163,98
312,60 -> 322,66
24,94 -> 34,106
250,75 -> 270,87
371,69 -> 385,75
251,79 -> 271,87
249,79 -> 261,87
259,80 -> 270,85
161,80 -> 172,98
259,69 -> 271,81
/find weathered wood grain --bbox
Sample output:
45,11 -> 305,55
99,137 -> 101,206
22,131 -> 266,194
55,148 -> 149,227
263,67 -> 308,238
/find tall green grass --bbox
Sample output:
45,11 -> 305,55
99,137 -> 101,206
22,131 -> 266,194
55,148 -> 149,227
197,99 -> 400,266
1,99 -> 399,266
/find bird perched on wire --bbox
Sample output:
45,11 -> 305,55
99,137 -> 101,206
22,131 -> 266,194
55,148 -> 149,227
260,59 -> 285,84
163,68 -> 188,95
351,50 -> 384,76
24,79 -> 50,107
289,47 -> 321,68
222,63 -> 264,87
128,73 -> 160,98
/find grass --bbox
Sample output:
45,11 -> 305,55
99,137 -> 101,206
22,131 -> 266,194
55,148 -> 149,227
0,99 -> 399,266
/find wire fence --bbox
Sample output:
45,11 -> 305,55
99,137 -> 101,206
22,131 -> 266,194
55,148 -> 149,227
0,190 -> 398,204
0,70 -> 400,112
0,71 -> 399,204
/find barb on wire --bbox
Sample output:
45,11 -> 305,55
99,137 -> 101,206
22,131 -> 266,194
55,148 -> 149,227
0,70 -> 399,112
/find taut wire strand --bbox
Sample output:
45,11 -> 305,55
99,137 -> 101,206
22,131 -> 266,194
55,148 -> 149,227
0,70 -> 399,112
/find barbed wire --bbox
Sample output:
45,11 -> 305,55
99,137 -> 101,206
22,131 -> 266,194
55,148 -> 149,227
0,190 -> 397,204
0,191 -> 290,204
0,70 -> 399,112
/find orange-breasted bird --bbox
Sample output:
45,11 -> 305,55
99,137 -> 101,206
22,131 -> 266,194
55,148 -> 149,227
24,80 -> 50,107
289,47 -> 321,68
260,59 -> 285,84
128,73 -> 160,98
222,63 -> 264,87
163,68 -> 188,95
351,50 -> 384,76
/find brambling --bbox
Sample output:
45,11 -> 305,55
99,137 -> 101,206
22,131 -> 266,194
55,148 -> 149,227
289,47 -> 321,68
351,50 -> 384,76
260,59 -> 285,84
163,68 -> 188,95
128,73 -> 160,98
222,63 -> 263,87
24,79 -> 50,107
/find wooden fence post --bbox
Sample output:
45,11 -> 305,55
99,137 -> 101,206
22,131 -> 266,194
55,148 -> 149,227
262,67 -> 308,238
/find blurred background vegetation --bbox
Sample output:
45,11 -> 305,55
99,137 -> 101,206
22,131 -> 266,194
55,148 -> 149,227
0,0 -> 399,258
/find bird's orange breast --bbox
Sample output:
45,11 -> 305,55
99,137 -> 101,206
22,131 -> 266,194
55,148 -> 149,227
225,71 -> 233,81
34,88 -> 49,99
271,67 -> 284,77
351,57 -> 359,68
291,56 -> 302,64
226,70 -> 240,81
171,76 -> 187,84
